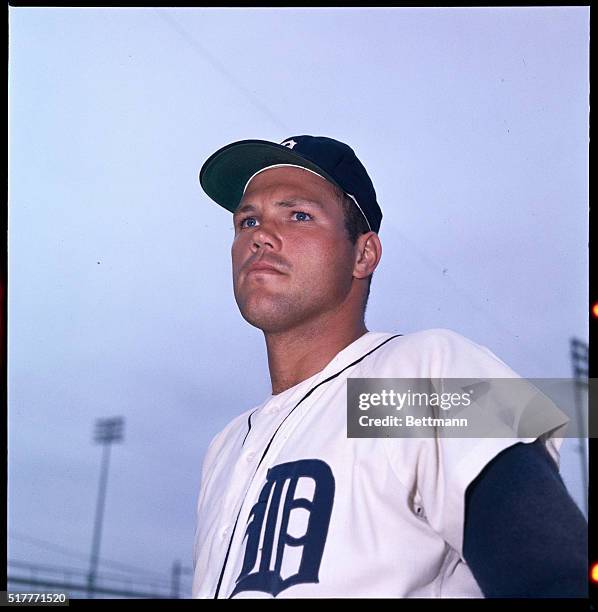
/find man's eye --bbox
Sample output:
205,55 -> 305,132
239,217 -> 259,229
292,211 -> 312,222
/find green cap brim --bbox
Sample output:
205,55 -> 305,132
199,139 -> 343,213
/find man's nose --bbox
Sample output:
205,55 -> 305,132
251,223 -> 280,251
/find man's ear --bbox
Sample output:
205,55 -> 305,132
353,232 -> 382,279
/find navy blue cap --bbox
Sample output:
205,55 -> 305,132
199,135 -> 382,233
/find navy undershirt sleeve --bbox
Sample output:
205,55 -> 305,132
463,438 -> 588,598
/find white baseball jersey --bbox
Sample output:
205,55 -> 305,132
192,329 -> 567,598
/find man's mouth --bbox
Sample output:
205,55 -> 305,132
245,259 -> 286,276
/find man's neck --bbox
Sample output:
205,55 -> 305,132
264,317 -> 368,396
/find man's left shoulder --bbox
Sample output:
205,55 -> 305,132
371,328 -> 519,378
375,327 -> 494,356
394,327 -> 493,350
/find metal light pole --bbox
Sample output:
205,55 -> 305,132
170,562 -> 193,598
171,560 -> 181,598
87,417 -> 125,598
570,338 -> 588,516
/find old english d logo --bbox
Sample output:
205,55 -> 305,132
231,459 -> 335,597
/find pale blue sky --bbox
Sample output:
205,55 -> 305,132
8,6 -> 589,597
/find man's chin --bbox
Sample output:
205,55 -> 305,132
239,309 -> 291,334
236,296 -> 300,334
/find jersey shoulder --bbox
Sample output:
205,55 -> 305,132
369,328 -> 520,378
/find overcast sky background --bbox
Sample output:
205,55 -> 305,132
8,7 -> 589,598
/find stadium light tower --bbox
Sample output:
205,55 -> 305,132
87,417 -> 125,598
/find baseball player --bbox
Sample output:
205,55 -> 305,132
192,135 -> 587,598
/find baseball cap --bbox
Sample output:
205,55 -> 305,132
199,135 -> 382,233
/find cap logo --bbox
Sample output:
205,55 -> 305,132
280,139 -> 297,149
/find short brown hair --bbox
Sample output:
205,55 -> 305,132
333,185 -> 374,314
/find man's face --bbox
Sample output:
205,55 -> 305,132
231,166 -> 357,333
